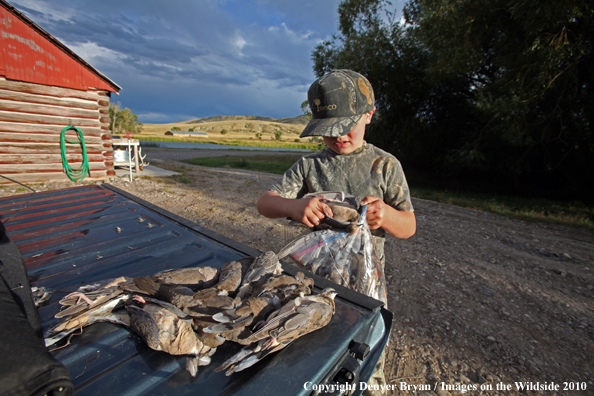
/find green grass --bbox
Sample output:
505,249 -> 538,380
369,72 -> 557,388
181,154 -> 593,230
172,175 -> 192,184
411,186 -> 594,230
182,154 -> 304,175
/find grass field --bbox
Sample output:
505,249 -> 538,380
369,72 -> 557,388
410,186 -> 594,230
130,116 -> 323,149
187,154 -> 594,230
183,154 -> 304,175
138,136 -> 318,150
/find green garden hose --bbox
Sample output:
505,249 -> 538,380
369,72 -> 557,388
60,125 -> 90,182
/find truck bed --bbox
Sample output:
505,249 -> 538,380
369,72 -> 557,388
0,184 -> 392,396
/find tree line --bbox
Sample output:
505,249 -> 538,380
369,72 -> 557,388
313,0 -> 593,202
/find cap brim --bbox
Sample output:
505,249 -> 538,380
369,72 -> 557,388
299,114 -> 362,138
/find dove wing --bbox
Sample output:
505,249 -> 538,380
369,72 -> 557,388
152,266 -> 219,289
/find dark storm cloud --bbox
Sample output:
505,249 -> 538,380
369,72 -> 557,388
10,0 -> 349,121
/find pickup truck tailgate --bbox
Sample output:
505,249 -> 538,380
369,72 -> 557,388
0,184 -> 392,396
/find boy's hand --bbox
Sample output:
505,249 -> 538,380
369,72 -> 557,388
291,197 -> 332,228
361,196 -> 416,238
361,196 -> 387,230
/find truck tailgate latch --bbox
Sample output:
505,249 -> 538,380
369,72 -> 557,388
312,340 -> 370,396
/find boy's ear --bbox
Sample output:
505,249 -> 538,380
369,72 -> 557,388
364,107 -> 376,124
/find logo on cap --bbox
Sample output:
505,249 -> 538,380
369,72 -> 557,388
317,104 -> 337,111
313,98 -> 337,112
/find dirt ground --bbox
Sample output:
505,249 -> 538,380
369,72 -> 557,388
6,147 -> 594,395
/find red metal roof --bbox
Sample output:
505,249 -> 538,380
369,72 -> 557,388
0,0 -> 120,93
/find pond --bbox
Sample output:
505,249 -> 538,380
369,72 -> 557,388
139,141 -> 315,153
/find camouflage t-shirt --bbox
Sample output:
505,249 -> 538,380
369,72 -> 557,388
269,142 -> 413,242
270,142 -> 412,209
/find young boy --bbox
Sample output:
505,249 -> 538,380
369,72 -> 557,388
257,69 -> 414,395
257,69 -> 416,272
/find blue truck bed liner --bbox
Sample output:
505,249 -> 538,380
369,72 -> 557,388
0,184 -> 392,396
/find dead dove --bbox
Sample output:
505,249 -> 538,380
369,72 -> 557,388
251,271 -> 314,299
139,257 -> 252,314
133,277 -> 198,310
204,272 -> 315,344
186,257 -> 255,316
235,251 -> 283,300
126,295 -> 218,377
44,277 -> 138,347
200,255 -> 294,344
302,192 -> 361,233
56,276 -> 134,318
215,287 -> 338,376
191,259 -> 245,302
134,276 -> 236,313
181,254 -> 280,320
45,291 -> 130,347
150,266 -> 219,290
321,203 -> 360,233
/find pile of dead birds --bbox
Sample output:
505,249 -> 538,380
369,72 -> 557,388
44,251 -> 337,376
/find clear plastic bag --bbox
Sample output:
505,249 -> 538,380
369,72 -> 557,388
278,192 -> 387,303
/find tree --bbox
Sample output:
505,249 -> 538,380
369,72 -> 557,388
312,0 -> 476,166
109,103 -> 144,135
109,102 -> 121,134
301,100 -> 312,120
405,0 -> 594,197
313,0 -> 594,200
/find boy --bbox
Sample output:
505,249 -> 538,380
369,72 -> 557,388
257,69 -> 416,272
257,69 -> 415,395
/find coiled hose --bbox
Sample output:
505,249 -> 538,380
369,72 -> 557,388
60,125 -> 89,182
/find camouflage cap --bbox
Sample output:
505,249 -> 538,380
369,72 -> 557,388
300,69 -> 375,138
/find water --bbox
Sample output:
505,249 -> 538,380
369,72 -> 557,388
139,140 -> 314,153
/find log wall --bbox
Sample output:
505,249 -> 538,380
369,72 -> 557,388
0,79 -> 115,185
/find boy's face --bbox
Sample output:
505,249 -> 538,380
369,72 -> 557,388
323,108 -> 375,155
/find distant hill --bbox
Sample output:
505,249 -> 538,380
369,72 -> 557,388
276,115 -> 310,125
184,115 -> 309,125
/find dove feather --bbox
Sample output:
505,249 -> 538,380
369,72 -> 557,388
281,313 -> 309,332
216,347 -> 256,372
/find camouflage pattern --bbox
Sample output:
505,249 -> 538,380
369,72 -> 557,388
300,69 -> 375,138
269,142 -> 413,217
300,114 -> 364,139
269,142 -> 414,279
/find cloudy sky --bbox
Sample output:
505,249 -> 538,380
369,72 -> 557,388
11,0 -> 402,124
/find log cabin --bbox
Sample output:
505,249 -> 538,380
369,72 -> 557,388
0,0 -> 121,185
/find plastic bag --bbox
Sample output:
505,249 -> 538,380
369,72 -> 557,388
278,192 -> 387,303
